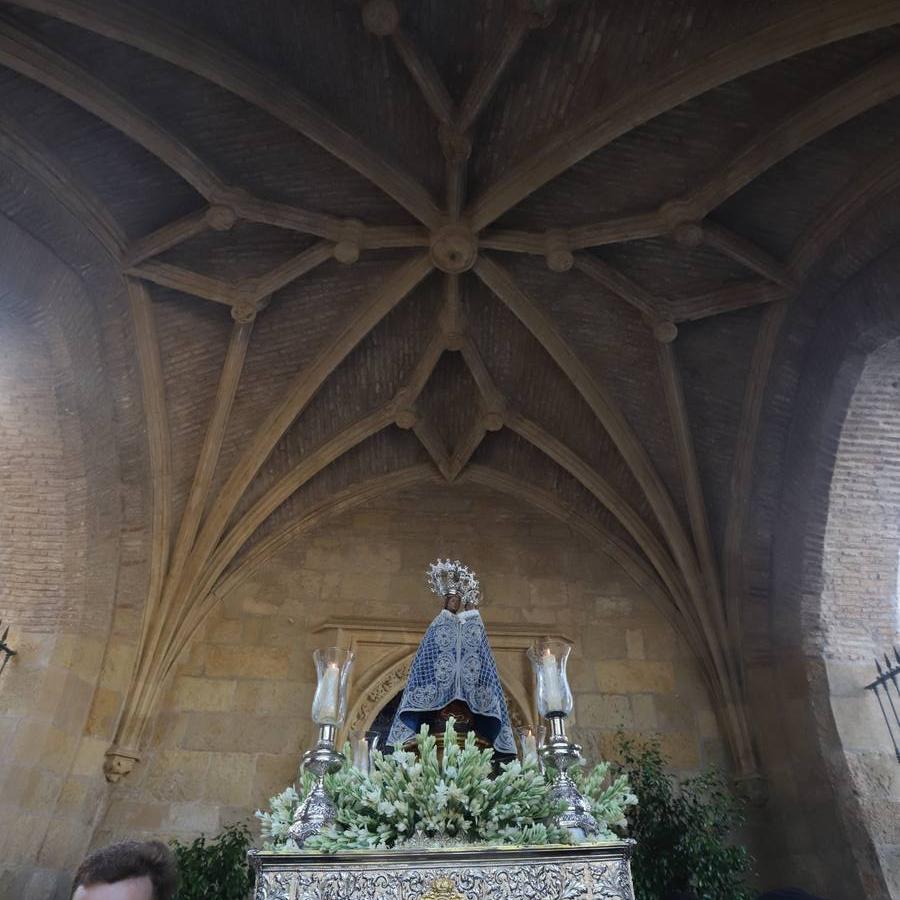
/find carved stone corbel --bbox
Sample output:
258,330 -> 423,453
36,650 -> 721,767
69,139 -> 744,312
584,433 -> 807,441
103,746 -> 140,783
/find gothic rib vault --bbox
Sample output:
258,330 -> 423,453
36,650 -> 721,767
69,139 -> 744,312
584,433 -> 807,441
1,0 -> 900,784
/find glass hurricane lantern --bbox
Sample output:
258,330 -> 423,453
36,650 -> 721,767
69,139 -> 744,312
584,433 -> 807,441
527,639 -> 598,839
288,647 -> 354,847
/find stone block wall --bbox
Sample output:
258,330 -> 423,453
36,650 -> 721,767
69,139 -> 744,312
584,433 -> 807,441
95,483 -> 726,848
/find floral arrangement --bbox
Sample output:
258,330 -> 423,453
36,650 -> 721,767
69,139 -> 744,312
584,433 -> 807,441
257,719 -> 636,853
567,760 -> 638,840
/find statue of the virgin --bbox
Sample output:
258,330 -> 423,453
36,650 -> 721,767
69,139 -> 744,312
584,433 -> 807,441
387,559 -> 515,755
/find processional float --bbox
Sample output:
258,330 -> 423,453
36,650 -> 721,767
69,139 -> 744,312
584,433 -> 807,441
250,559 -> 637,900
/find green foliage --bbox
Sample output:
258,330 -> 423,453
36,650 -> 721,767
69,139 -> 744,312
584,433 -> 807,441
170,822 -> 254,900
569,759 -> 638,840
313,719 -> 570,850
258,719 -> 576,852
615,735 -> 753,900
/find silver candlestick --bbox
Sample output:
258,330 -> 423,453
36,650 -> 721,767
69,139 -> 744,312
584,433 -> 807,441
527,638 -> 598,840
288,723 -> 345,847
289,646 -> 355,847
541,713 -> 599,838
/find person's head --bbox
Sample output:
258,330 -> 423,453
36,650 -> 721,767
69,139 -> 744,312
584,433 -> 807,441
72,841 -> 179,900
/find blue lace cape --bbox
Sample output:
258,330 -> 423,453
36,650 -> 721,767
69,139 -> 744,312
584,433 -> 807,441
388,608 -> 515,754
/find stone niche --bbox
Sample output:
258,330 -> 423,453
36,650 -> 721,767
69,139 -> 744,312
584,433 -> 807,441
326,617 -> 571,737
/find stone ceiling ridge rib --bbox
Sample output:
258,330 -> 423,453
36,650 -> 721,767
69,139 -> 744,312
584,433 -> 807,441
165,318 -> 252,594
789,137 -> 900,277
473,251 -> 701,578
0,107 -> 125,255
456,16 -> 528,135
678,49 -> 900,220
505,409 -> 686,609
472,251 -> 753,767
203,407 -> 394,608
482,46 -> 900,264
671,281 -> 792,324
0,16 -> 225,199
168,254 -> 433,615
3,0 -> 444,226
123,207 -> 211,267
466,0 -> 900,230
656,340 -> 727,649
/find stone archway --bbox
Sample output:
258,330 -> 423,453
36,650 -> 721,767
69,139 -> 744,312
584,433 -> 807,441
813,337 -> 900,899
754,246 -> 900,899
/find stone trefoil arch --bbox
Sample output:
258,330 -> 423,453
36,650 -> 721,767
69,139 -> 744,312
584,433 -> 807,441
345,652 -> 531,738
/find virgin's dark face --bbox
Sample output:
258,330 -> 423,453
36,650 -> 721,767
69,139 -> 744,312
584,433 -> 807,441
444,593 -> 461,613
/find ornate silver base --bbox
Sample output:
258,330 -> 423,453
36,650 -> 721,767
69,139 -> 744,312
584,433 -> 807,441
288,724 -> 345,848
541,714 -> 599,838
249,843 -> 636,900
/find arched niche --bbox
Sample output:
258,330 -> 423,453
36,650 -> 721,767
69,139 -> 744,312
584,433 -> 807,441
319,620 -> 571,741
344,650 -> 533,739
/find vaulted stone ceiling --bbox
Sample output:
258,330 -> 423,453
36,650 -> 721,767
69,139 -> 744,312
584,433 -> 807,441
2,0 -> 900,779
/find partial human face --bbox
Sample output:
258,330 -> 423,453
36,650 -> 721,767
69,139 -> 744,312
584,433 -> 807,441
73,875 -> 154,900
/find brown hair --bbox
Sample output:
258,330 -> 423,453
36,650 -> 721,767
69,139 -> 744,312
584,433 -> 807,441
72,841 -> 179,899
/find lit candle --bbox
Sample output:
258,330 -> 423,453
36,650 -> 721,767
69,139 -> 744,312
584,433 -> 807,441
523,729 -> 538,763
314,661 -> 341,723
353,735 -> 370,773
541,647 -> 564,713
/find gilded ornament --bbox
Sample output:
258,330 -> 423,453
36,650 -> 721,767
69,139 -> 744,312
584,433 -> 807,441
421,877 -> 465,900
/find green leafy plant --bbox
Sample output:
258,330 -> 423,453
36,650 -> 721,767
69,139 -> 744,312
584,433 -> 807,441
260,719 -> 603,851
570,759 -> 638,840
615,735 -> 753,900
170,822 -> 254,900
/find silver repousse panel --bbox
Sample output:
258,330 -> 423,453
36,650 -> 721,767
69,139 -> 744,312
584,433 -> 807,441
251,844 -> 635,900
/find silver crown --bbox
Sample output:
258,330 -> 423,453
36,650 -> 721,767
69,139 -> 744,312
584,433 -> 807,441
426,559 -> 481,607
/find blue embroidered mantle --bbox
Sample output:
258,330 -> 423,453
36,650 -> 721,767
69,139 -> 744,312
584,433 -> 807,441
388,608 -> 515,754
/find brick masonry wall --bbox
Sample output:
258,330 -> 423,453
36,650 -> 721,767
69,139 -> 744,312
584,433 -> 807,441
821,337 -> 900,897
0,214 -> 129,900
820,338 -> 900,656
0,298 -> 105,898
0,300 -> 70,631
94,482 -> 725,849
